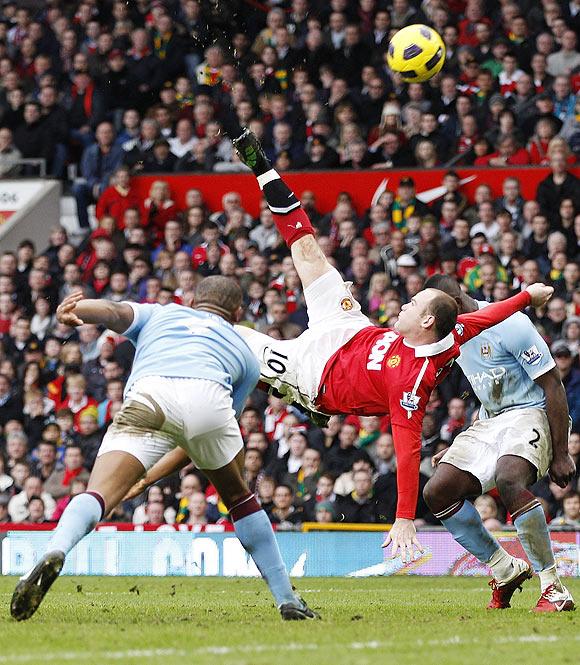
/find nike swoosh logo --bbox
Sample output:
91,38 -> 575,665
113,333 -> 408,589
554,600 -> 568,611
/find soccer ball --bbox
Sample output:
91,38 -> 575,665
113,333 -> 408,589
387,24 -> 446,83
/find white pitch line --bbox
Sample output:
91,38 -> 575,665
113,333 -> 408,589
1,634 -> 579,663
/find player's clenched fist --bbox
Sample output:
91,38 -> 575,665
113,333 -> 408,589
526,283 -> 554,307
56,291 -> 85,327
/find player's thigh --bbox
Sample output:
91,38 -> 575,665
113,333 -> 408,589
179,380 -> 245,474
87,451 -> 149,513
496,408 -> 553,483
234,324 -> 297,380
183,416 -> 245,485
423,462 -> 482,513
439,423 -> 499,494
303,266 -> 370,328
290,234 -> 334,290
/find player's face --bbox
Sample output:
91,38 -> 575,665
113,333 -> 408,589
394,289 -> 435,336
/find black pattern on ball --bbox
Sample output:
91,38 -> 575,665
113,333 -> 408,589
403,44 -> 422,60
425,47 -> 443,71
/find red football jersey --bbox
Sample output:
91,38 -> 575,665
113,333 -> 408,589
316,290 -> 532,519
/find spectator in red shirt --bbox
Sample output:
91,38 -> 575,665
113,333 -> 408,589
140,180 -> 179,242
95,165 -> 140,228
474,134 -> 530,166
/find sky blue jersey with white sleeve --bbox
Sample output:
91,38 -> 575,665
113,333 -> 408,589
455,301 -> 555,420
121,303 -> 260,418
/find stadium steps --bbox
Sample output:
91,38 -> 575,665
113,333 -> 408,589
59,195 -> 97,246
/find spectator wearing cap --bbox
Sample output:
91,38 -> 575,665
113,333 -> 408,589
314,501 -> 336,523
77,406 -> 105,470
390,178 -> 430,235
552,340 -> 580,431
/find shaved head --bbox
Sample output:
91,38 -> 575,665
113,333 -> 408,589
194,276 -> 243,321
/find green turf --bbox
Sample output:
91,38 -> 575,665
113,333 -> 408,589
0,576 -> 577,665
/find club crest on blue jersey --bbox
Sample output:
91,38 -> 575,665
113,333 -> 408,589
522,345 -> 543,365
480,342 -> 492,359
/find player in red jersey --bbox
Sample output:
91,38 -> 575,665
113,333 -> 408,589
129,131 -> 554,561
228,129 -> 554,560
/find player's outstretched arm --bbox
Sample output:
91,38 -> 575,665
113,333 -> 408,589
455,284 -> 554,344
381,424 -> 424,562
56,291 -> 135,334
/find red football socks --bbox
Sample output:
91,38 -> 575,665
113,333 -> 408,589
257,169 -> 314,247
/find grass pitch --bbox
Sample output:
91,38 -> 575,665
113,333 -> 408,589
0,576 -> 578,665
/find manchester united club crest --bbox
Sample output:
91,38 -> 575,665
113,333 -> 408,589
387,355 -> 401,368
480,343 -> 492,359
340,297 -> 353,311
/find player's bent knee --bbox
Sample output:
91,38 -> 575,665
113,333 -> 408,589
423,478 -> 450,513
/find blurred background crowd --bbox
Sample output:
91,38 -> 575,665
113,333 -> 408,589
0,0 -> 578,530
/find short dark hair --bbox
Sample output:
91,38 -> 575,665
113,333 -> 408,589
194,276 -> 243,319
424,274 -> 462,298
426,289 -> 459,339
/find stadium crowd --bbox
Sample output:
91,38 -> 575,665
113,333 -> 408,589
0,0 -> 579,530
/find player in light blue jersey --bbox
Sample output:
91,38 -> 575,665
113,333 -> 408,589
11,277 -> 317,622
423,275 -> 575,612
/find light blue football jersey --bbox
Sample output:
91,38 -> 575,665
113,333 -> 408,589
456,301 -> 555,420
122,303 -> 260,418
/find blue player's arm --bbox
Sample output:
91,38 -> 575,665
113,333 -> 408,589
535,368 -> 575,487
502,316 -> 575,487
56,291 -> 135,333
232,362 -> 261,419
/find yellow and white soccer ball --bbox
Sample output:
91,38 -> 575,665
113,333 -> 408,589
387,24 -> 446,83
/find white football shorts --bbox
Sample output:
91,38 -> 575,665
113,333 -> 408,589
97,376 -> 243,470
236,268 -> 371,412
440,407 -> 552,493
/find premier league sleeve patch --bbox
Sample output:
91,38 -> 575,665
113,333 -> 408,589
400,391 -> 420,418
521,345 -> 543,365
